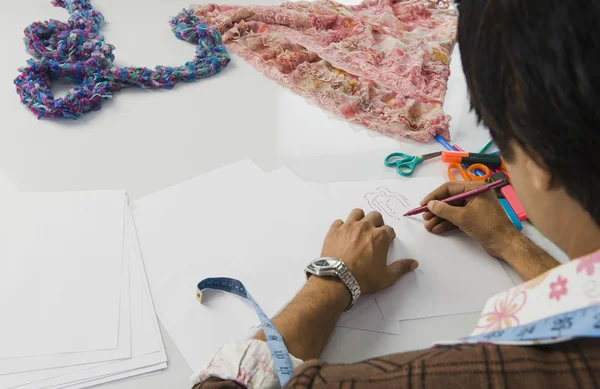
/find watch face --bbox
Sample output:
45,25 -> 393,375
313,258 -> 339,269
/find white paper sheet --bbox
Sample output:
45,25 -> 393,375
223,168 -> 333,317
59,363 -> 166,389
134,160 -> 266,292
40,209 -> 166,389
2,208 -> 165,389
134,162 -> 338,369
329,178 -> 515,322
133,160 -> 267,370
338,296 -> 400,334
0,196 -> 131,378
0,191 -> 127,360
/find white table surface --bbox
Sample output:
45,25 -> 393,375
0,0 -> 567,388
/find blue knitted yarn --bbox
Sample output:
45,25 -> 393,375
14,1 -> 230,119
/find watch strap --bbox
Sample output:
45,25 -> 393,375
305,257 -> 361,311
336,263 -> 361,311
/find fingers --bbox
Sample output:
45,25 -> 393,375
431,220 -> 456,234
424,214 -> 456,231
328,219 -> 344,235
423,211 -> 435,221
364,211 -> 384,227
346,208 -> 365,222
344,209 -> 386,227
384,259 -> 419,287
420,181 -> 483,206
424,215 -> 442,231
426,200 -> 462,222
377,225 -> 396,240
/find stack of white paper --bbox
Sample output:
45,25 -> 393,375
0,180 -> 166,389
133,160 -> 517,371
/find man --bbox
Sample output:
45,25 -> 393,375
193,0 -> 600,387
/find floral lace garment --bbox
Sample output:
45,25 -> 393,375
190,0 -> 457,143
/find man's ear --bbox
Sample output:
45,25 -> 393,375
526,158 -> 553,191
517,144 -> 555,191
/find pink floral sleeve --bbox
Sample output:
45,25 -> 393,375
434,249 -> 600,347
468,249 -> 600,339
191,340 -> 304,389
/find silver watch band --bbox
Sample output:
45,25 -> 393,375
336,263 -> 361,311
304,257 -> 361,311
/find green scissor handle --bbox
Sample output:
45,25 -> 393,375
384,152 -> 423,177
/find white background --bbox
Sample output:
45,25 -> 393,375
0,0 -> 559,387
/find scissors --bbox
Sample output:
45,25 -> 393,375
384,151 -> 442,176
447,163 -> 491,182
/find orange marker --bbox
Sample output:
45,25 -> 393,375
441,151 -> 503,168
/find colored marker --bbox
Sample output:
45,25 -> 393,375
448,144 -> 525,227
441,151 -> 503,168
499,198 -> 523,230
434,134 -> 453,151
490,171 -> 527,221
403,180 -> 508,216
479,140 -> 493,154
500,185 -> 527,221
451,145 -> 488,174
434,137 -> 527,222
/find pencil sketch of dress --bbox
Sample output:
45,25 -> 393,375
364,188 -> 409,219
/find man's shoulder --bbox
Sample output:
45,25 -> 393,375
286,338 -> 600,389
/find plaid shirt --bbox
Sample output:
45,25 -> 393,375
196,338 -> 600,389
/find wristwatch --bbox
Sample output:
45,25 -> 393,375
305,257 -> 361,311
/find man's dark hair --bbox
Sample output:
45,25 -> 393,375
458,0 -> 600,225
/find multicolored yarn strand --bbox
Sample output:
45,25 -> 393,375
14,0 -> 230,119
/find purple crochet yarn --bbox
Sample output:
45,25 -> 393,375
14,0 -> 230,119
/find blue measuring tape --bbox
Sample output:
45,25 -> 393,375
462,304 -> 600,342
197,273 -> 599,386
196,277 -> 294,386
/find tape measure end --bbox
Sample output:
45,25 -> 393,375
196,289 -> 204,304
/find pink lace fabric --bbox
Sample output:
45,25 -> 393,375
190,0 -> 457,142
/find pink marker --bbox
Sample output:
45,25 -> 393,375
403,180 -> 508,217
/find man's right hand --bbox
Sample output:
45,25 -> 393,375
420,181 -> 520,259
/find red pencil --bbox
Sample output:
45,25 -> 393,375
403,180 -> 508,217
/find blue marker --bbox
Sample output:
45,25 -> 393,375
499,198 -> 522,230
434,134 -> 454,151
